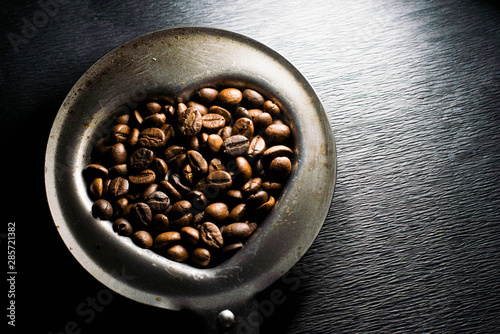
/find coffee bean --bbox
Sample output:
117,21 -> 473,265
207,134 -> 223,154
113,218 -> 134,236
153,231 -> 181,250
265,123 -> 291,144
187,150 -> 208,175
200,222 -> 224,249
127,128 -> 140,147
129,148 -> 154,171
107,143 -> 128,166
116,114 -> 129,125
151,213 -> 170,233
92,199 -> 113,219
208,158 -> 226,173
108,177 -> 129,198
262,145 -> 293,161
89,178 -> 103,199
165,244 -> 189,262
143,113 -> 166,128
128,169 -> 156,185
205,170 -> 233,193
269,156 -> 292,181
223,135 -> 249,157
209,105 -> 232,124
164,145 -> 186,166
139,128 -> 166,149
191,248 -> 211,267
255,196 -> 275,216
196,88 -> 219,106
222,222 -> 252,241
232,118 -> 254,139
229,203 -> 246,222
144,101 -> 162,115
222,242 -> 243,255
131,109 -> 143,126
261,181 -> 283,196
170,173 -> 191,195
178,107 -> 202,136
242,178 -> 262,195
169,200 -> 193,229
84,164 -> 109,180
113,197 -> 129,217
109,164 -> 128,178
247,136 -> 266,160
202,113 -> 226,132
218,88 -> 242,106
159,180 -> 183,202
234,107 -> 251,120
242,89 -> 265,109
235,157 -> 252,183
254,112 -> 273,130
187,190 -> 208,210
180,226 -> 200,246
133,230 -> 153,249
187,101 -> 209,116
146,191 -> 170,211
129,202 -> 152,227
263,100 -> 280,117
247,190 -> 269,208
150,158 -> 168,181
205,202 -> 229,222
112,124 -> 130,143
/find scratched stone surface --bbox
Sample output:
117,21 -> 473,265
1,0 -> 500,333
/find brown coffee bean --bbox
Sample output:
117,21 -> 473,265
247,190 -> 269,208
187,150 -> 208,175
150,158 -> 168,181
113,218 -> 133,236
200,222 -> 224,249
222,222 -> 252,241
165,244 -> 189,262
144,101 -> 162,115
254,112 -> 273,130
263,100 -> 280,117
262,145 -> 293,161
127,128 -> 140,147
228,203 -> 246,222
129,202 -> 152,227
207,134 -> 223,154
92,199 -> 113,219
178,107 -> 202,136
170,173 -> 191,195
225,190 -> 243,206
205,170 -> 233,193
154,231 -> 181,250
261,181 -> 283,196
146,191 -> 170,211
248,109 -> 263,120
223,135 -> 249,157
169,200 -> 193,229
113,197 -> 129,217
187,101 -> 208,116
138,128 -> 166,149
107,143 -> 128,166
196,88 -> 219,106
84,163 -> 109,180
235,157 -> 252,183
131,110 -> 143,125
218,88 -> 242,106
143,113 -> 166,128
234,107 -> 251,120
269,156 -> 292,181
151,213 -> 170,232
187,190 -> 208,210
208,158 -> 226,173
220,125 -> 233,140
111,124 -> 130,143
133,230 -> 153,249
255,196 -> 275,216
89,178 -> 103,199
109,164 -> 128,178
180,226 -> 200,245
209,105 -> 232,124
182,164 -> 194,184
222,242 -> 243,255
191,248 -> 211,267
242,89 -> 265,109
232,117 -> 254,139
265,123 -> 291,144
108,177 -> 129,198
116,114 -> 129,125
164,145 -> 186,165
159,180 -> 183,202
247,136 -> 266,160
242,178 -> 262,195
205,202 -> 229,222
128,148 -> 154,171
128,169 -> 156,185
202,113 -> 226,132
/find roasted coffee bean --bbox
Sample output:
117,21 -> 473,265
225,190 -> 243,206
187,150 -> 208,175
232,117 -> 254,139
116,114 -> 129,125
108,177 -> 129,198
146,191 -> 170,211
261,181 -> 283,196
209,105 -> 232,124
205,170 -> 233,193
84,164 -> 109,180
129,148 -> 154,171
229,203 -> 246,222
92,199 -> 113,219
262,145 -> 293,161
269,156 -> 292,181
129,202 -> 152,227
205,202 -> 229,222
153,231 -> 181,250
234,107 -> 251,120
208,158 -> 226,173
223,135 -> 249,157
89,178 -> 103,199
187,190 -> 208,210
222,242 -> 243,255
170,173 -> 191,195
151,213 -> 170,233
202,113 -> 226,132
112,124 -> 130,143
138,127 -> 166,149
140,183 -> 158,201
107,143 -> 128,166
169,200 -> 193,229
109,164 -> 128,178
222,222 -> 253,241
131,110 -> 143,125
242,89 -> 265,109
248,108 -> 263,121
200,222 -> 224,249
191,248 -> 211,267
263,100 -> 280,117
235,157 -> 252,183
150,158 -> 168,181
165,244 -> 189,262
144,101 -> 162,115
180,226 -> 200,246
255,196 -> 275,216
207,134 -> 223,154
113,218 -> 134,236
220,125 -> 233,140
187,101 -> 209,116
247,136 -> 266,160
159,180 -> 183,202
129,169 -> 156,185
218,88 -> 242,106
196,87 -> 219,106
133,230 -> 153,249
247,190 -> 269,208
164,144 -> 186,163
178,107 -> 202,136
254,112 -> 273,130
113,197 -> 129,217
265,123 -> 291,144
242,178 -> 262,195
143,113 -> 166,128
127,128 -> 140,147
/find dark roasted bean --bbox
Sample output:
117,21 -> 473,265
108,177 -> 129,198
242,89 -> 265,109
200,222 -> 224,249
146,191 -> 170,211
218,88 -> 242,106
204,202 -> 229,222
113,218 -> 134,236
202,113 -> 226,132
111,124 -> 130,143
133,230 -> 153,249
191,248 -> 211,267
223,135 -> 249,157
92,199 -> 113,219
187,150 -> 208,175
128,169 -> 156,185
177,107 -> 202,136
129,202 -> 152,227
138,127 -> 166,149
232,117 -> 254,139
205,171 -> 233,193
165,244 -> 189,262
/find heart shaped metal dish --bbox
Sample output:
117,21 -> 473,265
45,26 -> 336,333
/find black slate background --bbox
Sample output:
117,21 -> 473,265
1,0 -> 500,333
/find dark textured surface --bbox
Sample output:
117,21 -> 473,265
2,0 -> 500,333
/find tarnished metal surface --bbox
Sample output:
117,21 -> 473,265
45,27 -> 336,331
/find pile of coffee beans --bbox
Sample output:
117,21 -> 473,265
83,86 -> 294,267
